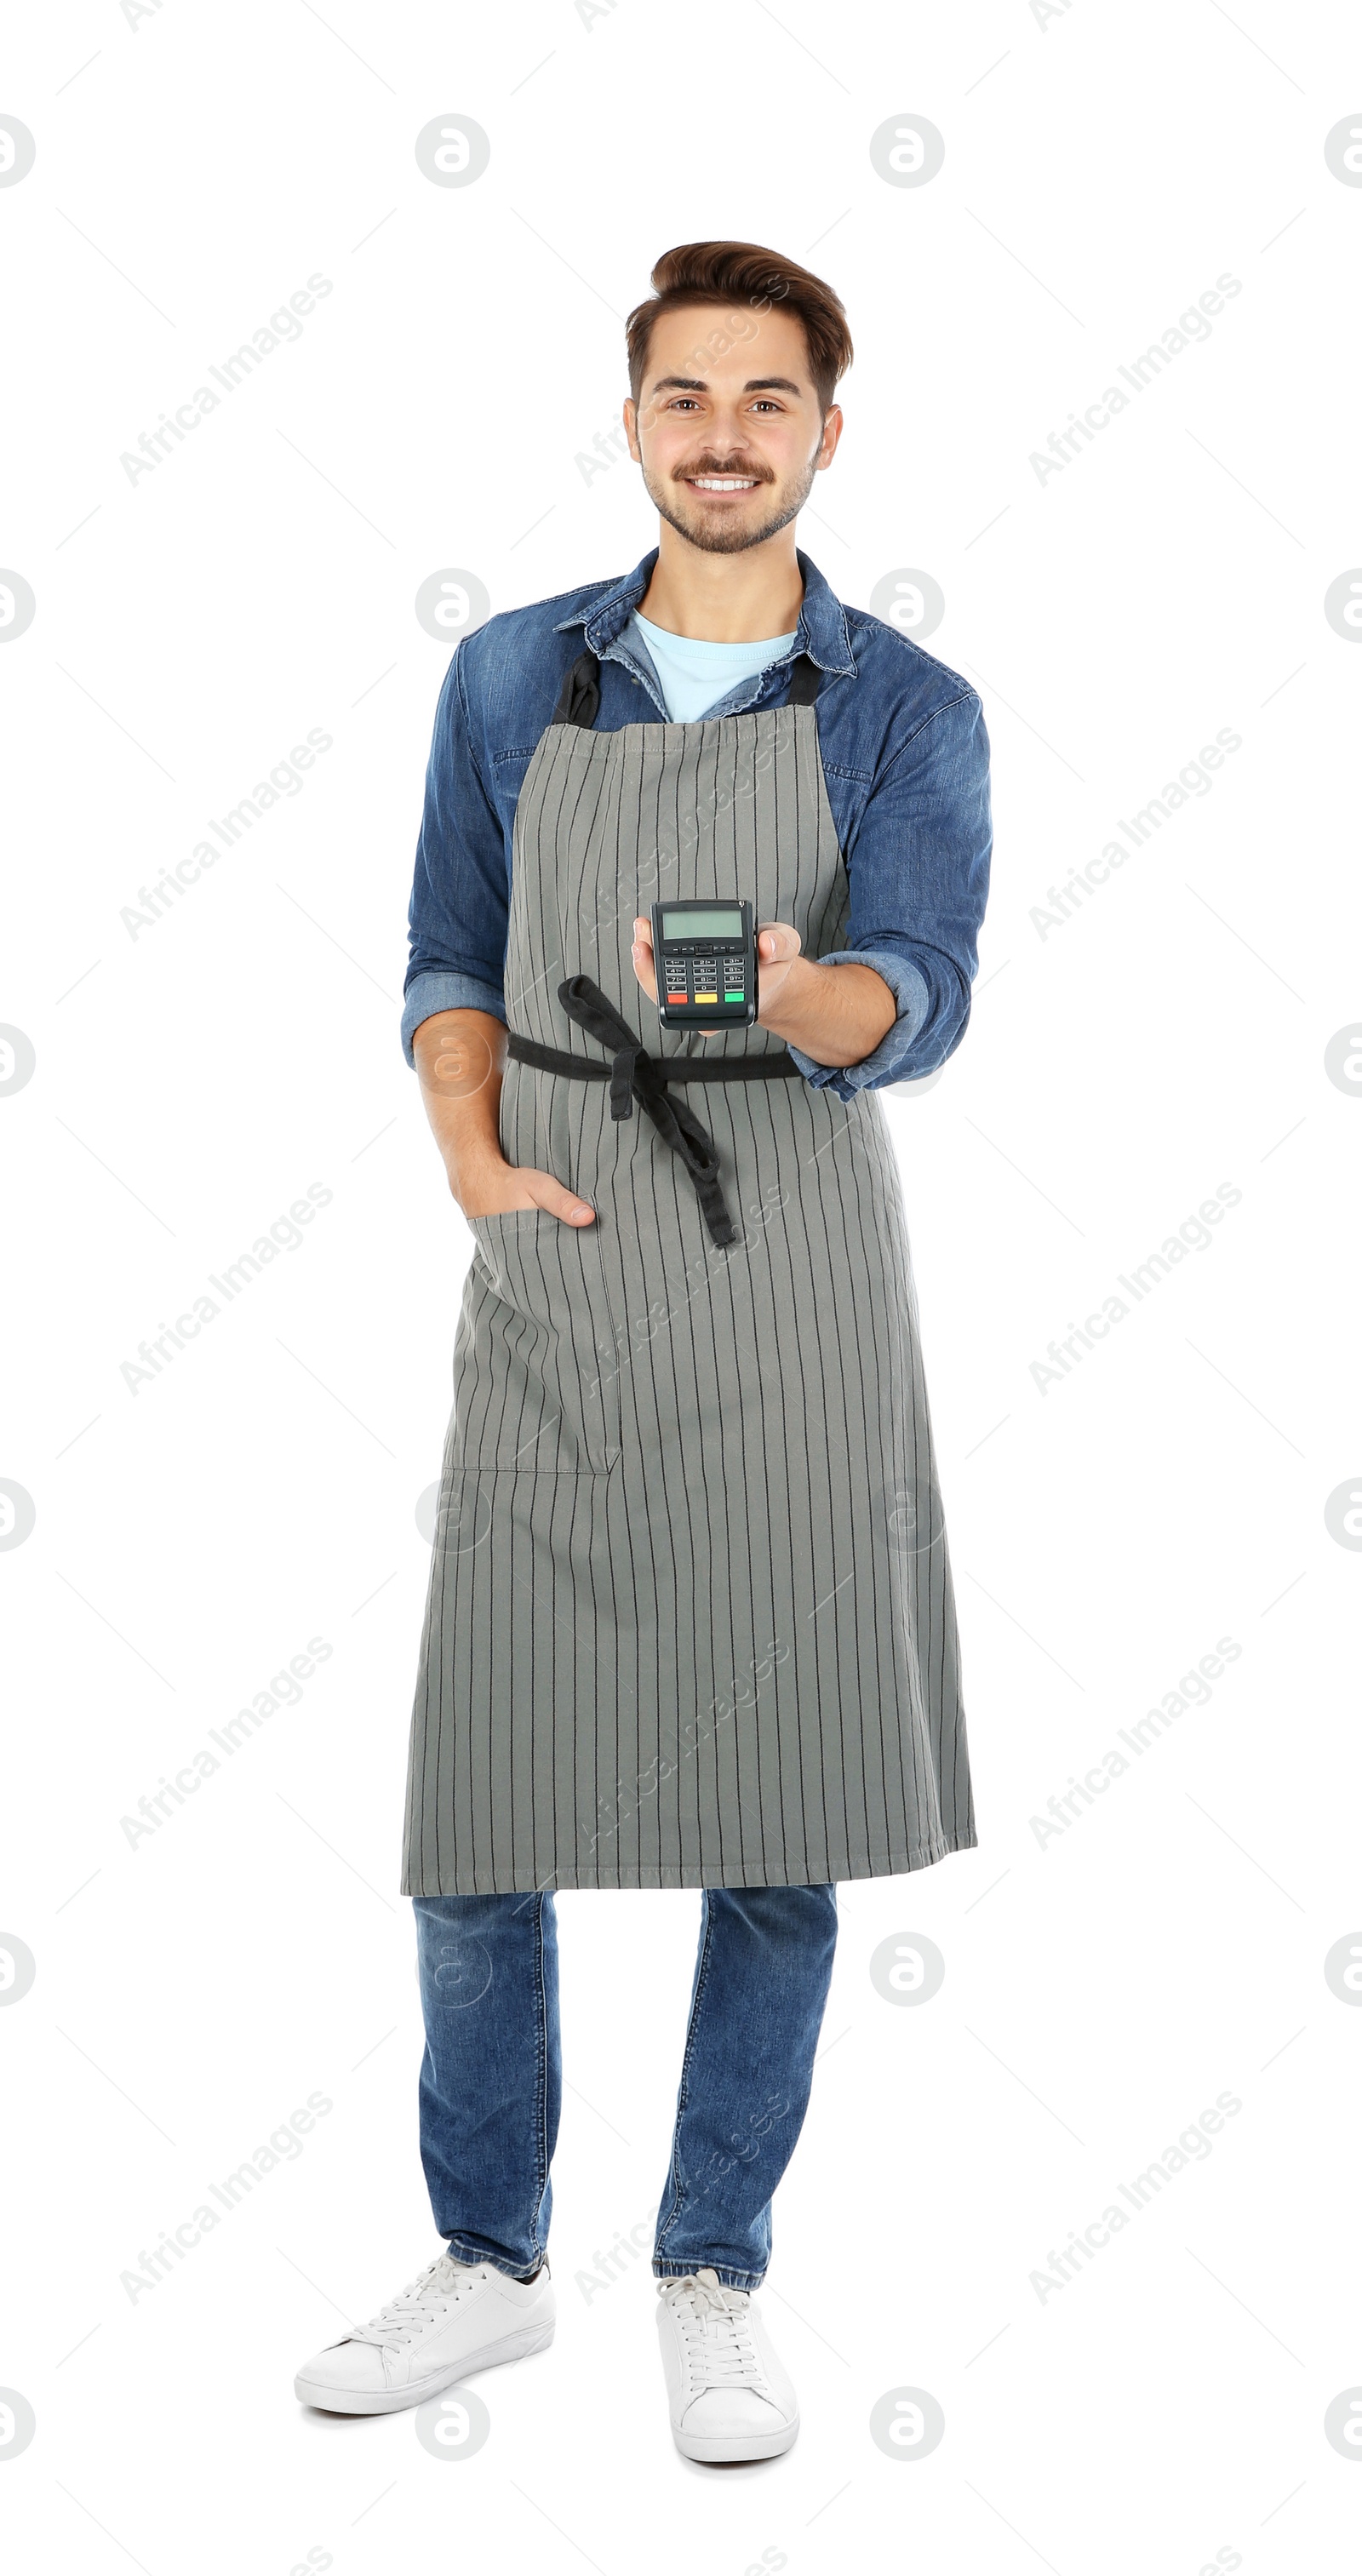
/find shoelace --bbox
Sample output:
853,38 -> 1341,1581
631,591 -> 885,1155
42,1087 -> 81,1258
346,2256 -> 474,2351
660,2270 -> 768,2390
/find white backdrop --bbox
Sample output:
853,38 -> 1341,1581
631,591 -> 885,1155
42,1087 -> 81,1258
2,3 -> 1359,2568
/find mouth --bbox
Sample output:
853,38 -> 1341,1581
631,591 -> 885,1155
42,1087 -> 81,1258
682,474 -> 764,495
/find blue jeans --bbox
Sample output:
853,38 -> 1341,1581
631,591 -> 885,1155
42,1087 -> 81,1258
413,1886 -> 838,2293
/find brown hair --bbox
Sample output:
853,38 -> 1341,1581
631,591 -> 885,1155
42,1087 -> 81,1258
626,240 -> 853,416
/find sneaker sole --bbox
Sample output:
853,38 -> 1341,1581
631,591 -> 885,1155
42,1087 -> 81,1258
672,2411 -> 799,2464
295,2316 -> 555,2415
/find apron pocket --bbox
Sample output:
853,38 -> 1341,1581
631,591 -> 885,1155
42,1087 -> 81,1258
458,1208 -> 621,1474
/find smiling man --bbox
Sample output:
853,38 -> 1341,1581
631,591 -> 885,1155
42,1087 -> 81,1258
295,240 -> 993,2465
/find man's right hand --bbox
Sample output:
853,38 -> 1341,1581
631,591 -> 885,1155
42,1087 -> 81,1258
457,1157 -> 597,1226
412,1007 -> 596,1227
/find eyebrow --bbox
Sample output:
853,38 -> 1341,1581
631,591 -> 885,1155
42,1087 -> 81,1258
647,375 -> 805,398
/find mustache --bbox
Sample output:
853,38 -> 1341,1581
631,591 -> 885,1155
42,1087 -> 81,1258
674,460 -> 775,483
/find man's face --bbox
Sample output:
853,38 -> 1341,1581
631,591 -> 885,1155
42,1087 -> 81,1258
625,303 -> 841,556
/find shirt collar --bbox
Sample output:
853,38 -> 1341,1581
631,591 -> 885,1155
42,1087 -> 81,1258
552,545 -> 857,678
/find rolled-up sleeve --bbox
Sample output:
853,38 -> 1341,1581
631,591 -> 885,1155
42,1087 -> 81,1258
401,644 -> 511,1066
787,688 -> 993,1103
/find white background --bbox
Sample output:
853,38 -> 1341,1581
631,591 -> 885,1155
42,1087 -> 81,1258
2,2 -> 1359,2569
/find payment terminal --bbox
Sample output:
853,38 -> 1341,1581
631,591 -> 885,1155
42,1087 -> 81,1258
651,901 -> 758,1031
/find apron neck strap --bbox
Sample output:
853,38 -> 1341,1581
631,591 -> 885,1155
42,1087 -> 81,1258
784,651 -> 823,706
552,644 -> 824,730
552,648 -> 603,730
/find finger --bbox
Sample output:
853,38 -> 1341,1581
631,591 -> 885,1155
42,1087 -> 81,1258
531,1171 -> 597,1226
757,921 -> 801,962
631,927 -> 657,998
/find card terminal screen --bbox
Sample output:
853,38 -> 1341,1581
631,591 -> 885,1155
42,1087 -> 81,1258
661,907 -> 744,941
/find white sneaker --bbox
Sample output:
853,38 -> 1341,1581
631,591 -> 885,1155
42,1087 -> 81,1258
655,2269 -> 799,2463
295,2250 -> 554,2414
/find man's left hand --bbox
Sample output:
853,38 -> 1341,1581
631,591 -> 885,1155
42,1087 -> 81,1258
631,916 -> 802,1038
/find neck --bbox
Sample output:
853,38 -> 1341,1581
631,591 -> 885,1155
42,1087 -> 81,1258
637,524 -> 804,642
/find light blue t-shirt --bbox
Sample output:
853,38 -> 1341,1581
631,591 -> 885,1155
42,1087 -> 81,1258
628,610 -> 798,724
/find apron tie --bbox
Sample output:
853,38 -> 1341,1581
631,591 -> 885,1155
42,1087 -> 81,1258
556,975 -> 741,1250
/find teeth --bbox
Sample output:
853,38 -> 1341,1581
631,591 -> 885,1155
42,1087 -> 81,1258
690,476 -> 757,490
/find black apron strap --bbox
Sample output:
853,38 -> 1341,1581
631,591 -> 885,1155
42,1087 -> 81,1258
506,1032 -> 803,1088
506,976 -> 801,1251
785,651 -> 824,705
563,975 -> 740,1248
552,644 -> 822,729
552,648 -> 602,729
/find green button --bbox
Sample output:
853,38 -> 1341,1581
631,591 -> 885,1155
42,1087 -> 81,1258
724,990 -> 744,1001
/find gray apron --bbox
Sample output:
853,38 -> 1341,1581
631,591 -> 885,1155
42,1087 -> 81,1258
401,648 -> 976,1894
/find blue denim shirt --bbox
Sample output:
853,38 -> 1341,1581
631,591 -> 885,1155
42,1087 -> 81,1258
403,547 -> 992,1102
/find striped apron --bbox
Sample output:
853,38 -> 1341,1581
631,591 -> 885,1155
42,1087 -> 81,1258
401,648 -> 976,1894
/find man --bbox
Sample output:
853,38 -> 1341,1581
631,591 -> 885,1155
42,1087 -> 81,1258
295,240 -> 991,2462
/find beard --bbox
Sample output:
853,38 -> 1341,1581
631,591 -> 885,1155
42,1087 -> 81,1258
641,450 -> 821,556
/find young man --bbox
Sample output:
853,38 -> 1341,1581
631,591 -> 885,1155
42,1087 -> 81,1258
295,241 -> 992,2461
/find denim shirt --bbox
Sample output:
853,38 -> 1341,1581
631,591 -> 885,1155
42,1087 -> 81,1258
403,547 -> 992,1102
